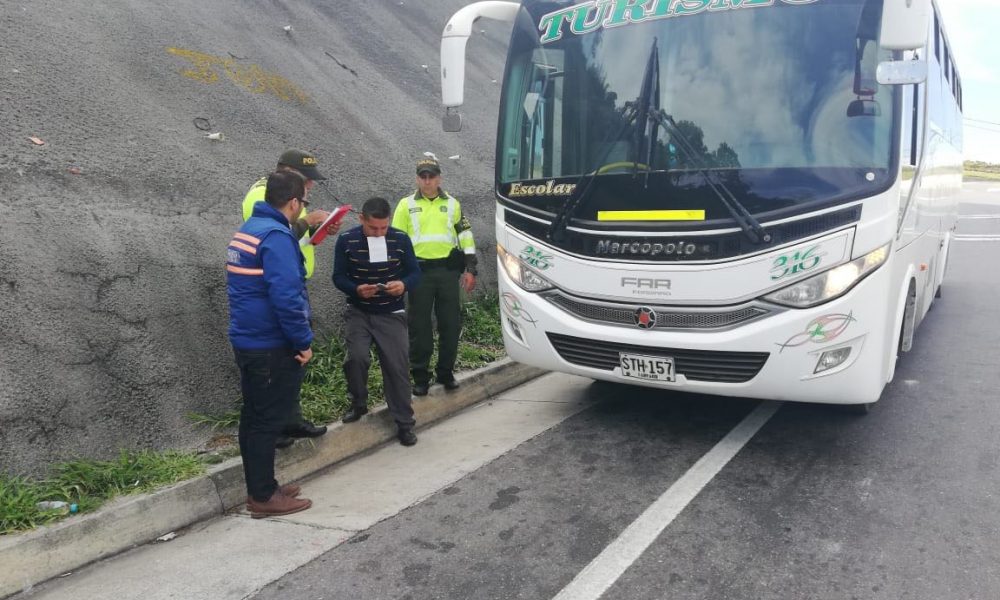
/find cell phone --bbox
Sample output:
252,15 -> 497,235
376,283 -> 388,291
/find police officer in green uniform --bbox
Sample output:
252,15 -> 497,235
392,157 -> 477,396
242,150 -> 339,444
243,150 -> 338,280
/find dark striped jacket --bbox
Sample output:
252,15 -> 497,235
332,225 -> 421,313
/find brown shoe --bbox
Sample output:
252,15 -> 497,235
247,491 -> 312,519
244,484 -> 301,506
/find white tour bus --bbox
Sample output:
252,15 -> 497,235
440,0 -> 962,408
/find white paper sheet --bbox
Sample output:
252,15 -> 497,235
367,236 -> 388,263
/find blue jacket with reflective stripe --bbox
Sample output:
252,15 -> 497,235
227,202 -> 313,351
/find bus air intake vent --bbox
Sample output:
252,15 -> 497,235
543,292 -> 770,330
546,333 -> 769,383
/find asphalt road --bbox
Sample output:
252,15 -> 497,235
250,181 -> 1000,600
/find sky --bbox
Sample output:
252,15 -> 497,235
937,0 -> 1000,163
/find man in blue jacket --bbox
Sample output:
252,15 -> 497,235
333,197 -> 422,445
227,170 -> 314,518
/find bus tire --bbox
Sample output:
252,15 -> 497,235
842,402 -> 872,415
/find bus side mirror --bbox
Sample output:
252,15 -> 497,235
847,99 -> 881,118
876,59 -> 928,85
440,1 -> 519,131
879,0 -> 930,50
443,109 -> 463,132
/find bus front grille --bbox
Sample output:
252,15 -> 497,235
547,333 -> 769,383
543,292 -> 770,330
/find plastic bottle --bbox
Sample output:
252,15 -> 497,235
36,501 -> 79,514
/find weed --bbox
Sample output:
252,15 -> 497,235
186,409 -> 240,430
1,450 -> 204,535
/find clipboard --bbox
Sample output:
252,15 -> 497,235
303,205 -> 351,247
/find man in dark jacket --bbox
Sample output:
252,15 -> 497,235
226,170 -> 314,518
333,197 -> 422,445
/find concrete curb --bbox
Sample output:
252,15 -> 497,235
0,358 -> 544,599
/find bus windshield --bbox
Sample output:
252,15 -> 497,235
498,0 -> 898,221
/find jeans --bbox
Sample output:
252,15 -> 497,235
233,347 -> 305,502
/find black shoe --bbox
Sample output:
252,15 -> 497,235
412,383 -> 429,397
436,376 -> 459,391
397,428 -> 418,446
341,407 -> 368,423
286,420 -> 327,438
275,436 -> 295,449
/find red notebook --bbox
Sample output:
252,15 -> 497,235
304,205 -> 352,246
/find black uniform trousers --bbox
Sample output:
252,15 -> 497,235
408,263 -> 462,385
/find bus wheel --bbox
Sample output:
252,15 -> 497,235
842,402 -> 872,415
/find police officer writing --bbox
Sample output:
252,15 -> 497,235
242,149 -> 338,447
392,156 -> 477,396
333,197 -> 422,446
226,170 -> 315,518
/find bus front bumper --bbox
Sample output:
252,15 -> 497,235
497,268 -> 894,405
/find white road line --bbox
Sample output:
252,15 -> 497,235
988,188 -> 1000,193
958,215 -> 1000,220
954,235 -> 1000,242
551,401 -> 782,600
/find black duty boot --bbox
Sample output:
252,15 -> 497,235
341,407 -> 369,423
436,374 -> 459,391
397,427 -> 418,446
412,383 -> 430,397
286,420 -> 327,438
275,436 -> 295,449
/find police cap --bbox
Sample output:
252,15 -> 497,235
278,149 -> 327,181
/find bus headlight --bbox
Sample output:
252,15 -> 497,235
763,244 -> 889,308
497,243 -> 554,292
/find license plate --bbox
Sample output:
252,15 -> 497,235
619,352 -> 675,382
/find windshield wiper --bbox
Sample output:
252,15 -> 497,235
639,43 -> 770,245
547,99 -> 640,243
548,40 -> 660,244
650,108 -> 771,244
550,39 -> 771,245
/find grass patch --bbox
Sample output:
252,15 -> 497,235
190,292 -> 506,428
1,450 -> 205,535
964,160 -> 1000,181
454,292 -> 506,370
186,409 -> 240,430
964,169 -> 1000,181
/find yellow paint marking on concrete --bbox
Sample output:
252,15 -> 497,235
167,47 -> 309,103
597,210 -> 706,221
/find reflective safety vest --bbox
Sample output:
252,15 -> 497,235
391,190 -> 476,260
242,177 -> 314,279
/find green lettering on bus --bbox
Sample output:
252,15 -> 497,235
605,0 -> 648,27
570,1 -> 613,35
538,6 -> 578,43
